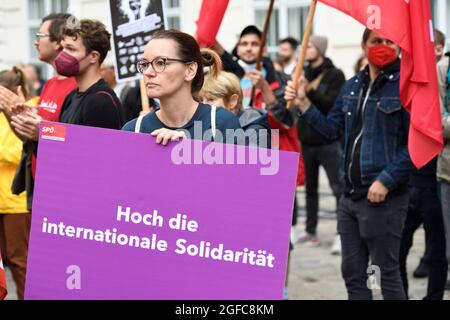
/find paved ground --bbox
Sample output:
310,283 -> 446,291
4,267 -> 17,300
5,169 -> 450,300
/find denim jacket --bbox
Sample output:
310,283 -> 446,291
301,60 -> 413,192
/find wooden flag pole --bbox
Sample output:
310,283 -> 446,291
287,0 -> 317,110
249,0 -> 275,107
140,77 -> 150,112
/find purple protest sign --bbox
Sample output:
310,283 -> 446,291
25,122 -> 298,300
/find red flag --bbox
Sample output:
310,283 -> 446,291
196,0 -> 229,47
318,0 -> 443,168
0,252 -> 7,300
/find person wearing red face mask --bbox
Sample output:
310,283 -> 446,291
56,19 -> 125,128
285,29 -> 413,300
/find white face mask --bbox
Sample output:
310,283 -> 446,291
238,60 -> 256,73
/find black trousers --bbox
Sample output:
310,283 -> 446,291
399,186 -> 448,300
338,192 -> 408,300
302,141 -> 342,235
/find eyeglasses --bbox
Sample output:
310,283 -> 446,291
136,57 -> 191,74
35,32 -> 50,41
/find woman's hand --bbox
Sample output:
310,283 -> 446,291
0,85 -> 26,116
10,110 -> 42,141
11,102 -> 35,116
151,128 -> 187,146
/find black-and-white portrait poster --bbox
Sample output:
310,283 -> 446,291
109,0 -> 166,82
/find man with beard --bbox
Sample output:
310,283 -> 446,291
295,35 -> 345,254
276,37 -> 299,76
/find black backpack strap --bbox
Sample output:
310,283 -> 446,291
96,90 -> 123,128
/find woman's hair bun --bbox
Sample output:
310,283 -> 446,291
200,48 -> 222,78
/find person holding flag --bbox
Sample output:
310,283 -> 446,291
315,0 -> 443,170
211,25 -> 280,109
285,29 -> 413,300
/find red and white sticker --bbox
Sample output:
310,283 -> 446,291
40,124 -> 67,142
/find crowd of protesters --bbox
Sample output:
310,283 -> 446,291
0,11 -> 449,301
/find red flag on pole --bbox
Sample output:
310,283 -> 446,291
318,0 -> 443,169
0,252 -> 7,300
196,0 -> 229,47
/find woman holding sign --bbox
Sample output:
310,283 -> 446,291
122,29 -> 242,143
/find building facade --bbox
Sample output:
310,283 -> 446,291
0,0 -> 449,79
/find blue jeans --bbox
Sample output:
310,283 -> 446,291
338,192 -> 408,300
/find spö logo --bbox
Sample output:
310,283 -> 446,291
42,126 -> 55,134
40,124 -> 67,142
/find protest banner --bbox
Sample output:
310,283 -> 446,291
108,0 -> 166,83
25,122 -> 299,300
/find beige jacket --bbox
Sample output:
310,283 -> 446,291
437,56 -> 450,183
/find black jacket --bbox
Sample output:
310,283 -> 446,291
297,58 -> 346,146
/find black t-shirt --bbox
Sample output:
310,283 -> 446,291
59,79 -> 124,129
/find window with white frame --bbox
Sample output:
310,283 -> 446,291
27,0 -> 70,79
253,0 -> 311,58
445,1 -> 450,50
164,0 -> 181,30
431,0 -> 450,51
